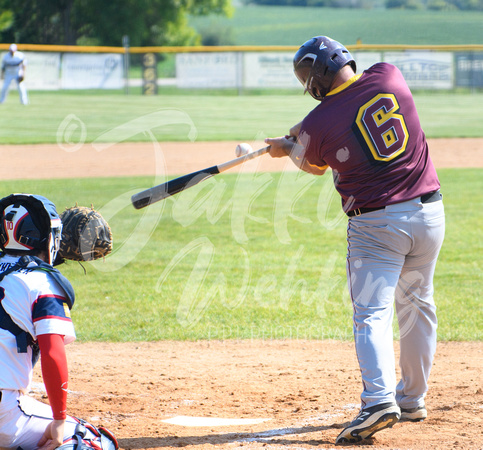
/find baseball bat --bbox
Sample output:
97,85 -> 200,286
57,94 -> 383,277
131,145 -> 270,209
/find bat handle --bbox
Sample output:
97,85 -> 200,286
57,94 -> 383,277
218,146 -> 270,172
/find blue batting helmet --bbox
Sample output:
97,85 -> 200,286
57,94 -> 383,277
293,36 -> 356,100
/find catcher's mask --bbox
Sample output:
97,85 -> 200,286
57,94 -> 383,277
0,193 -> 62,265
293,36 -> 356,100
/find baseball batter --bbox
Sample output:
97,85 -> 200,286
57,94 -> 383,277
1,44 -> 28,105
0,194 -> 117,450
266,36 -> 445,444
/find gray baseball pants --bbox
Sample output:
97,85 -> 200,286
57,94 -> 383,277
346,196 -> 445,410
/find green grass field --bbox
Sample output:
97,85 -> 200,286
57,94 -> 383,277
2,168 -> 481,342
0,91 -> 482,144
0,86 -> 481,343
189,6 -> 483,46
138,6 -> 483,79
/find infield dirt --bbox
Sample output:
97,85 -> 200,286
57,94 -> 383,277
1,138 -> 483,179
3,139 -> 483,450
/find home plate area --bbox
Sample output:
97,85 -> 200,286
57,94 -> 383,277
30,332 -> 483,449
159,408 -> 357,446
161,416 -> 272,427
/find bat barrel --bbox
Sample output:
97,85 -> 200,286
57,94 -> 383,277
131,166 -> 219,209
131,145 -> 270,209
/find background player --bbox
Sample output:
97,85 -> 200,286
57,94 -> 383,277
0,193 -> 117,450
1,44 -> 29,105
265,36 -> 445,444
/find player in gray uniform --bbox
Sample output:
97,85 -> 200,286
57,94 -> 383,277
265,36 -> 445,444
1,44 -> 29,105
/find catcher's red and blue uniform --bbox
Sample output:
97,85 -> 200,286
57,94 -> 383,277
0,255 -> 76,447
0,255 -> 116,450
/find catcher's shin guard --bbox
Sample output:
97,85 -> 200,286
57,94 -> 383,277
57,419 -> 118,450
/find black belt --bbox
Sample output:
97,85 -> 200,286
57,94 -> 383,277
347,190 -> 442,217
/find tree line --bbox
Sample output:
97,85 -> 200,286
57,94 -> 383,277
0,0 -> 233,46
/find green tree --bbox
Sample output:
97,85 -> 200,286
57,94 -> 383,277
0,0 -> 232,46
0,9 -> 13,34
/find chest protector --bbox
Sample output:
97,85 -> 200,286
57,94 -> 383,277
0,255 -> 75,365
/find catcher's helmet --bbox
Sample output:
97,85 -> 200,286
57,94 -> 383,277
0,194 -> 62,265
293,36 -> 356,100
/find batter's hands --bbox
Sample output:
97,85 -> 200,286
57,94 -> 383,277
265,135 -> 327,176
265,136 -> 297,158
37,419 -> 65,450
265,120 -> 303,158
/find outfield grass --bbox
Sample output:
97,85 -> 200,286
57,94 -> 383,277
1,85 -> 480,343
0,91 -> 481,144
2,167 -> 481,342
189,6 -> 483,46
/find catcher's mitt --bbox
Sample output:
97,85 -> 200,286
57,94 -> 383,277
57,206 -> 112,264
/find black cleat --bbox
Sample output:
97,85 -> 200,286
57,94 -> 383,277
335,402 -> 400,444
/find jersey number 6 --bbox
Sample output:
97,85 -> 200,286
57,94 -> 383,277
355,93 -> 409,162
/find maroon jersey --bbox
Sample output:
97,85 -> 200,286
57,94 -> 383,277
300,62 -> 440,213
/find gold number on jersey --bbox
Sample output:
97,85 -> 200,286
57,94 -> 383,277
355,93 -> 409,162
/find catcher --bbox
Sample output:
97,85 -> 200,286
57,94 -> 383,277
0,193 -> 114,450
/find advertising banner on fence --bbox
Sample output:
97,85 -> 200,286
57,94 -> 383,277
243,52 -> 299,88
352,52 -> 383,73
23,52 -> 60,90
176,53 -> 239,88
455,52 -> 483,88
384,51 -> 453,89
61,53 -> 123,89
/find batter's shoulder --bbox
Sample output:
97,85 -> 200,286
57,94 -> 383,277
367,62 -> 399,74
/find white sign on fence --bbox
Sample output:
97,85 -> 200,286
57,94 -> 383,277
352,52 -> 383,73
384,51 -> 453,89
243,52 -> 299,88
61,53 -> 123,89
23,52 -> 61,90
176,53 -> 239,88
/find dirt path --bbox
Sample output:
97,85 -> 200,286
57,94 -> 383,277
30,340 -> 483,450
1,138 -> 482,180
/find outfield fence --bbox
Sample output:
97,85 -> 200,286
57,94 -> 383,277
1,43 -> 482,93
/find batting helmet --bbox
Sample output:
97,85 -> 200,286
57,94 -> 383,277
293,36 -> 356,100
0,194 -> 62,265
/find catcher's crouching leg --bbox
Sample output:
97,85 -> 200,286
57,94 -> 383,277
57,418 -> 118,450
